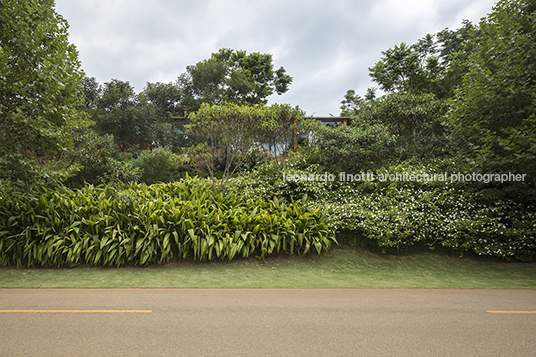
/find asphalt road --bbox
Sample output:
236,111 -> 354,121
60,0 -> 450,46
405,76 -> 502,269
1,289 -> 535,356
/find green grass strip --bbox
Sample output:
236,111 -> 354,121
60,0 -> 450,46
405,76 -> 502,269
1,247 -> 535,289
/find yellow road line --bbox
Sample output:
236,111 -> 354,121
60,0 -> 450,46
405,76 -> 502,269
0,310 -> 152,313
487,311 -> 536,314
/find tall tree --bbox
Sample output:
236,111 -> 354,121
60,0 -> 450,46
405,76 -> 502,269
92,79 -> 153,152
257,104 -> 306,163
177,58 -> 228,112
178,48 -> 292,112
79,76 -> 101,113
0,0 -> 84,186
141,81 -> 182,120
446,0 -> 536,193
340,88 -> 376,117
368,22 -> 478,99
368,42 -> 428,94
187,103 -> 266,192
141,81 -> 190,151
434,20 -> 478,99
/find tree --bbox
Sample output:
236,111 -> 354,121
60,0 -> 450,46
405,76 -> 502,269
90,79 -> 153,152
446,0 -> 536,197
140,82 -> 191,152
357,93 -> 448,159
340,88 -> 376,117
257,104 -> 306,163
178,48 -> 293,112
435,20 -> 478,99
187,102 -> 266,192
177,58 -> 228,112
141,81 -> 182,120
61,128 -> 116,187
340,90 -> 364,117
80,77 -> 191,153
79,76 -> 101,113
369,42 -> 428,94
368,23 -> 478,99
0,0 -> 84,187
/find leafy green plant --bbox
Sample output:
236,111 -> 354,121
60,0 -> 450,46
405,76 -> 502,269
445,0 -> 536,201
356,93 -> 449,160
305,122 -> 397,173
230,161 -> 536,261
99,157 -> 142,184
319,164 -> 536,261
0,177 -> 335,268
187,103 -> 267,193
132,147 -> 187,185
0,0 -> 85,188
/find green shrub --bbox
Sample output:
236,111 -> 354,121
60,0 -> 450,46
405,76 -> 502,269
0,177 -> 335,267
133,147 -> 188,185
99,157 -> 142,184
230,161 -> 536,261
356,93 -> 449,160
305,122 -> 397,173
228,161 -> 335,202
320,165 -> 536,261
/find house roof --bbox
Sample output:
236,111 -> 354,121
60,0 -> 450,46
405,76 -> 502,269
171,114 -> 352,124
308,117 -> 352,125
309,116 -> 351,121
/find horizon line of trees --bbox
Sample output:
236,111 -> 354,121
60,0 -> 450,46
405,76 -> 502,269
1,0 -> 534,203
2,0 -> 536,263
336,0 -> 535,202
0,0 -> 295,189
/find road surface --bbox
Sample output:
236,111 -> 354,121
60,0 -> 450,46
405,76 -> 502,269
1,289 -> 535,356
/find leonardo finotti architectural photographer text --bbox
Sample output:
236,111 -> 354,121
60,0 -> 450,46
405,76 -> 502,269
282,172 -> 527,184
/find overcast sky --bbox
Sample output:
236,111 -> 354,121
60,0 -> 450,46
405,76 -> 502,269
55,0 -> 497,116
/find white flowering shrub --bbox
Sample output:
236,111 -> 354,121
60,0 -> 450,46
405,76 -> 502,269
229,161 -> 536,261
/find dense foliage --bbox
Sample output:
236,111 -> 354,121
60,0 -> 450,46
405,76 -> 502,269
1,0 -> 535,265
179,48 -> 293,111
352,93 -> 449,160
229,161 -> 536,261
367,21 -> 478,99
0,178 -> 334,267
321,0 -> 536,260
187,102 -> 309,192
305,122 -> 396,173
446,0 -> 536,201
0,0 -> 85,187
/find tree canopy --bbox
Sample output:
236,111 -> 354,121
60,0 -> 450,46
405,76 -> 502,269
368,21 -> 477,99
0,0 -> 85,186
178,48 -> 293,112
340,0 -> 535,201
446,0 -> 536,185
186,102 -> 306,192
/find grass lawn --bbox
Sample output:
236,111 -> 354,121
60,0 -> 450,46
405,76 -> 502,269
1,246 -> 535,289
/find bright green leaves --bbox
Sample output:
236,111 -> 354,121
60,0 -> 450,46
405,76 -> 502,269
369,42 -> 425,94
367,21 -> 477,100
211,48 -> 292,104
0,177 -> 335,267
